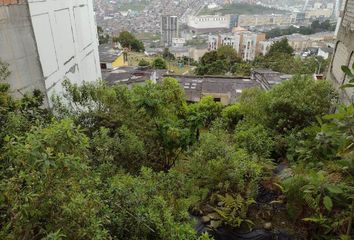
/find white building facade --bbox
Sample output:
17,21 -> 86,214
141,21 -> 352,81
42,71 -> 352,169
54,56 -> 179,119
208,32 -> 263,61
0,0 -> 101,106
188,15 -> 231,33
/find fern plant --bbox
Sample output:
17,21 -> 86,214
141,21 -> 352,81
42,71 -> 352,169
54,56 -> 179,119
283,169 -> 352,236
213,193 -> 255,229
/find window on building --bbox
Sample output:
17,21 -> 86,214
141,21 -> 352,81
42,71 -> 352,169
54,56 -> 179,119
101,63 -> 107,69
213,97 -> 221,102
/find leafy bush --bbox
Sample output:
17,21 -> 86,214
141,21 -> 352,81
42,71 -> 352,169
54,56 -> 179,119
234,121 -> 274,158
267,76 -> 334,133
282,169 -> 352,237
220,103 -> 243,131
187,96 -> 223,128
152,57 -> 167,69
0,119 -> 107,239
105,168 -> 202,240
189,130 -> 263,198
138,59 -> 150,67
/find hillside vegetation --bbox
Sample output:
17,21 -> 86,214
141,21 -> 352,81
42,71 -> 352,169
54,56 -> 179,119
0,59 -> 353,239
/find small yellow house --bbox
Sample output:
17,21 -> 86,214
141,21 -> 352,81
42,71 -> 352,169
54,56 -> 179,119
99,44 -> 128,70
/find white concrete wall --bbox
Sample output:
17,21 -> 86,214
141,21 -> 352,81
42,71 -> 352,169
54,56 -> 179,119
0,3 -> 47,100
28,0 -> 101,102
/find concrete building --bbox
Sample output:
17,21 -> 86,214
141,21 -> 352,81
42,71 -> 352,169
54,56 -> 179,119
161,15 -> 178,47
208,32 -> 265,61
188,46 -> 208,61
170,46 -> 189,58
0,0 -> 101,106
164,74 -> 260,104
238,13 -> 296,28
305,8 -> 333,19
172,38 -> 186,47
327,0 -> 354,102
187,15 -> 231,33
260,32 -> 335,55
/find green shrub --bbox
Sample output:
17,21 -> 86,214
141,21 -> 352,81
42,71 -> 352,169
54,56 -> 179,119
234,121 -> 274,158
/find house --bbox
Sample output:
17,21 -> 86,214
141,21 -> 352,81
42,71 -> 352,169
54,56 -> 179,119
163,75 -> 261,105
99,44 -> 128,70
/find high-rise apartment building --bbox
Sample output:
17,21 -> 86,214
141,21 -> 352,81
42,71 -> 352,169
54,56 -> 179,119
0,0 -> 101,106
161,15 -> 178,47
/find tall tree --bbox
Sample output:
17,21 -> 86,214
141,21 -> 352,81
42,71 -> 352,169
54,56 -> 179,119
114,31 -> 145,52
267,38 -> 294,56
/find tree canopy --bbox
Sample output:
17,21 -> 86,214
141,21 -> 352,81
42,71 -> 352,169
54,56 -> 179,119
195,46 -> 241,75
113,31 -> 145,52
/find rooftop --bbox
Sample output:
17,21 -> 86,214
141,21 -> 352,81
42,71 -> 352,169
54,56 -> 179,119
99,44 -> 123,63
163,75 -> 260,103
103,66 -> 168,86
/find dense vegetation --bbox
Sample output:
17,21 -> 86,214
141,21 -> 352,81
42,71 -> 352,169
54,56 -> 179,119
113,31 -> 145,52
0,60 -> 353,239
195,46 -> 242,75
266,20 -> 336,39
195,40 -> 328,76
199,3 -> 287,16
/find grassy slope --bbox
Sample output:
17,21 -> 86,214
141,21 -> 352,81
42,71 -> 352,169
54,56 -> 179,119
128,52 -> 192,75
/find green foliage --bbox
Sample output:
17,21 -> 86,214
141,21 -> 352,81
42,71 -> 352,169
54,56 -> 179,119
163,48 -> 176,61
238,77 -> 333,135
252,37 -> 329,74
267,38 -> 294,56
188,130 -> 264,197
195,46 -> 241,75
0,63 -> 348,239
0,59 -> 11,81
281,102 -> 354,238
234,121 -> 274,158
341,61 -> 354,88
106,168 -> 202,240
114,31 -> 145,52
231,62 -> 252,76
0,119 -> 108,239
220,103 -> 243,131
282,169 -> 353,237
187,96 -> 223,128
152,57 -> 167,69
214,193 -> 255,229
55,78 -> 191,172
138,58 -> 150,67
267,76 -> 334,133
238,87 -> 269,125
97,26 -> 110,45
177,56 -> 198,66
